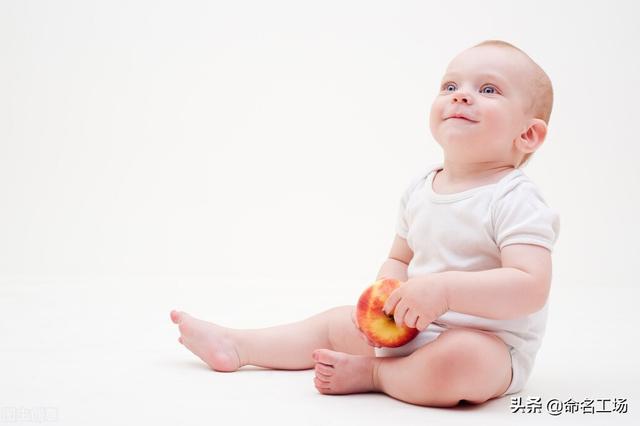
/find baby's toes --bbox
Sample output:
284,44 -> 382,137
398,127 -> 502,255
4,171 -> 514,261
315,371 -> 332,383
314,363 -> 334,381
176,314 -> 196,336
314,376 -> 331,391
315,363 -> 334,376
170,309 -> 190,325
312,349 -> 340,366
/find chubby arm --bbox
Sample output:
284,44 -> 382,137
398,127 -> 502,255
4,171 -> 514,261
375,234 -> 413,282
441,244 -> 552,319
376,258 -> 409,282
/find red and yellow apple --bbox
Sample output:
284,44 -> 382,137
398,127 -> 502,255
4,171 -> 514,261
356,278 -> 419,348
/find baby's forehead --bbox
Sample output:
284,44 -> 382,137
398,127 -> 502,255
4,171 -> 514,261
445,47 -> 533,87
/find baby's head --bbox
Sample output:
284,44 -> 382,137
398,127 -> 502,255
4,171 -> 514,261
429,40 -> 553,169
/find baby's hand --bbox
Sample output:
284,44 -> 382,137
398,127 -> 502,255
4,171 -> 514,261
351,306 -> 382,348
382,275 -> 449,331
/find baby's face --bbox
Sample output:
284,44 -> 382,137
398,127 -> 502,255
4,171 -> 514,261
429,45 -> 534,165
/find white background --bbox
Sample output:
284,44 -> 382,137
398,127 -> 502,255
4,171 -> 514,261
2,0 -> 639,287
1,1 -> 639,425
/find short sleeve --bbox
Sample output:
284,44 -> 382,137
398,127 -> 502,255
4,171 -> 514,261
395,174 -> 427,239
492,182 -> 560,252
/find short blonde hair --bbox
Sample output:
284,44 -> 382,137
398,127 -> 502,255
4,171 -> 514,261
472,40 -> 554,168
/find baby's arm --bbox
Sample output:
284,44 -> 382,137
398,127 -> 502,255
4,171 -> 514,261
440,243 -> 552,319
376,234 -> 412,282
376,258 -> 409,282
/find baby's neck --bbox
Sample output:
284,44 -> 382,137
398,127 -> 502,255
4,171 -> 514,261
437,160 -> 516,188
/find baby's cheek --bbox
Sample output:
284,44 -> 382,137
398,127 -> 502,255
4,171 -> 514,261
428,101 -> 445,132
482,110 -> 515,138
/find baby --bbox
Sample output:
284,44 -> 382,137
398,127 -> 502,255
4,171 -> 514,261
169,39 -> 560,408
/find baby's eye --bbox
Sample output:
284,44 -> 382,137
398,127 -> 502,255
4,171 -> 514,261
442,83 -> 456,92
480,85 -> 498,94
441,82 -> 499,94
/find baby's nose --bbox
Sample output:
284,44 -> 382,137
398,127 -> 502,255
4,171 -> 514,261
452,94 -> 471,104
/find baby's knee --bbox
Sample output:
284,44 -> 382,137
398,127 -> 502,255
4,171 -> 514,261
326,305 -> 355,324
427,329 -> 510,402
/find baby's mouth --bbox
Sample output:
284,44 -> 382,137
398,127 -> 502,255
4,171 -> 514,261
444,113 -> 478,122
447,117 -> 477,123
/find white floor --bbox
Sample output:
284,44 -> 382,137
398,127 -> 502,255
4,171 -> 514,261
1,276 -> 637,426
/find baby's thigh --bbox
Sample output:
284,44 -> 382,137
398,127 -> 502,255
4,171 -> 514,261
326,305 -> 376,357
426,327 -> 512,403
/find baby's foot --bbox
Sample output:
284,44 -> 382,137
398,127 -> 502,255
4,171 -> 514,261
312,349 -> 378,395
170,310 -> 246,372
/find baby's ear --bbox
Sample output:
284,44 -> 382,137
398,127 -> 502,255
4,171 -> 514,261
516,118 -> 547,154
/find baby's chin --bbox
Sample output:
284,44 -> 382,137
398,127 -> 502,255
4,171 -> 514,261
435,134 -> 487,150
436,129 -> 511,147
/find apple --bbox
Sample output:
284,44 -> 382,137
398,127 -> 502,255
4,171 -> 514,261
356,278 -> 419,348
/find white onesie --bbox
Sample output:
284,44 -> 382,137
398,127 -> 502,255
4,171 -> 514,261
374,162 -> 560,396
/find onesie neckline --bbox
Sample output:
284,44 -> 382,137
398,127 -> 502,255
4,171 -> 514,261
426,164 -> 522,203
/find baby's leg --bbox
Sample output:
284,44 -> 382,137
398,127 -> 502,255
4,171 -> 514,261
312,327 -> 512,407
170,305 -> 373,371
373,327 -> 512,406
